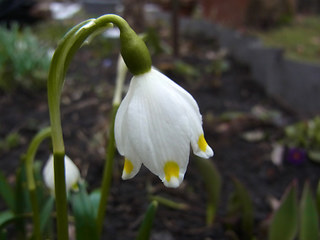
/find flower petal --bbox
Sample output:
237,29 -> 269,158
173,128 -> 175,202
43,154 -> 80,192
114,83 -> 135,156
192,133 -> 214,158
121,157 -> 142,180
148,69 -> 214,159
114,67 -> 214,187
162,161 -> 184,188
64,155 -> 81,190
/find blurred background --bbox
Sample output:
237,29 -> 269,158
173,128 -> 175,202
0,0 -> 320,239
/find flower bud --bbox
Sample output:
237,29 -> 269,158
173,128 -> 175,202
43,154 -> 80,193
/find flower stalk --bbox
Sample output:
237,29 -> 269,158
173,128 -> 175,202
47,12 -> 211,239
47,14 -> 146,239
25,127 -> 51,240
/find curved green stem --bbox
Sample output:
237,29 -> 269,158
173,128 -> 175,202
48,20 -> 93,240
25,127 -> 51,240
47,14 -> 151,240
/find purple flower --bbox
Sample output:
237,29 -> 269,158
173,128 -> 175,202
286,147 -> 307,165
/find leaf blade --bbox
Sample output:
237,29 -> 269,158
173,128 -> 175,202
136,201 -> 158,240
299,182 -> 319,240
268,182 -> 298,240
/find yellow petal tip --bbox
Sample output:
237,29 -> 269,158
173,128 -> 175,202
164,161 -> 180,183
198,134 -> 208,152
123,158 -> 134,174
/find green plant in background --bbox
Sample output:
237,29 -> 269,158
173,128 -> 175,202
1,12 -> 320,240
194,156 -> 222,226
0,24 -> 50,91
205,49 -> 230,87
143,27 -> 171,55
0,109 -> 159,240
0,132 -> 21,152
255,16 -> 320,63
226,177 -> 254,239
268,182 -> 299,240
0,128 -> 55,240
299,182 -> 319,240
173,60 -> 200,82
282,116 -> 320,163
268,181 -> 319,240
136,201 -> 158,240
46,13 -> 214,239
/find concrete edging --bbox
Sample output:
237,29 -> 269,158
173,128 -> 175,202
180,18 -> 320,116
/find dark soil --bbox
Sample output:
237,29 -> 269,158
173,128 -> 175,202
1,31 -> 319,240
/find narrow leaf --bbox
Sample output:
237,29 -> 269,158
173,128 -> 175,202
316,180 -> 320,217
268,182 -> 298,240
0,211 -> 30,233
299,182 -> 319,240
70,182 -> 99,240
149,195 -> 188,210
0,211 -> 14,228
0,171 -> 14,210
89,190 -> 101,219
33,161 -> 46,206
0,229 -> 6,240
194,157 -> 221,225
136,201 -> 158,240
231,177 -> 254,239
308,151 -> 320,163
14,166 -> 27,237
40,196 -> 55,232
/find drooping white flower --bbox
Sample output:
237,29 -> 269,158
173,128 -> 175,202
114,67 -> 214,188
43,154 -> 80,192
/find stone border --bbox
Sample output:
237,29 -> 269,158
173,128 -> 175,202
180,18 -> 320,116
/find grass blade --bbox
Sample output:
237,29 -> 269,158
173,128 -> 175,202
136,201 -> 158,240
268,181 -> 298,240
299,182 -> 319,240
70,182 -> 99,240
227,177 -> 254,239
0,171 -> 14,211
194,157 -> 221,225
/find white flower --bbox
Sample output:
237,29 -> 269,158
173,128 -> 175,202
43,154 -> 80,192
115,67 -> 214,188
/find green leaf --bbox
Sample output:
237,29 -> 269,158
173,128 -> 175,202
70,182 -> 98,240
308,150 -> 320,163
268,182 -> 298,240
194,157 -> 221,225
299,182 -> 319,240
136,201 -> 158,240
173,60 -> 200,79
228,177 -> 254,239
144,27 -> 170,55
40,196 -> 54,233
316,181 -> 320,217
149,195 -> 188,210
14,165 -> 28,237
0,210 -> 31,236
0,171 -> 15,210
14,163 -> 31,214
0,211 -> 15,228
89,190 -> 101,219
0,229 -> 7,240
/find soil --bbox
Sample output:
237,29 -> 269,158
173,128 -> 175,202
1,30 -> 319,240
